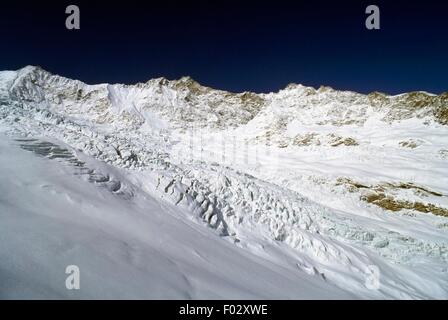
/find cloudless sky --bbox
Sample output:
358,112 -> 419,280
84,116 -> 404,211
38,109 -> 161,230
0,0 -> 447,94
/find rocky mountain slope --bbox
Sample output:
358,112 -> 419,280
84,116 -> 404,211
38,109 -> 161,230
0,66 -> 447,299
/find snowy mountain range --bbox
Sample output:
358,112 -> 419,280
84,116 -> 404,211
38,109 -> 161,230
0,66 -> 447,299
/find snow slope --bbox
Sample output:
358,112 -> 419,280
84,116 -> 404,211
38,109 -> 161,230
0,66 -> 447,299
0,135 -> 356,299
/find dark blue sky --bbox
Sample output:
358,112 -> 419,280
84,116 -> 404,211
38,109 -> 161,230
0,0 -> 447,94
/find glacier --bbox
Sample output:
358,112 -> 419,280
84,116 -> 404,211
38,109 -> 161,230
0,66 -> 447,299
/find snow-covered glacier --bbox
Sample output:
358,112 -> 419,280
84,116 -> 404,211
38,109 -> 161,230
0,66 -> 447,299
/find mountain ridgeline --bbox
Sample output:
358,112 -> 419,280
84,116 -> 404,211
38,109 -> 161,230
2,66 -> 447,132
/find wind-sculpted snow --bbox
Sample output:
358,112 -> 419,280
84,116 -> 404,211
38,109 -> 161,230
145,161 -> 448,297
15,138 -> 134,199
0,66 -> 447,299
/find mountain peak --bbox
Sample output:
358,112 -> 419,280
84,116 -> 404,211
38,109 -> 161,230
19,65 -> 48,75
